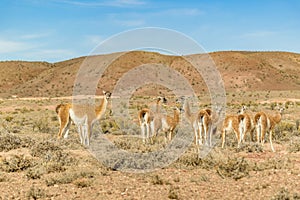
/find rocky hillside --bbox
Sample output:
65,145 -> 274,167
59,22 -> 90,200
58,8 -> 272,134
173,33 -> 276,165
0,51 -> 300,98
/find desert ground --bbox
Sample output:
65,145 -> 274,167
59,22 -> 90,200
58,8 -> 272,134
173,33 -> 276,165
1,51 -> 300,199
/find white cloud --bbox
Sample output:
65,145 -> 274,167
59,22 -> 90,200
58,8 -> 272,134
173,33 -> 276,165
56,0 -> 146,7
20,49 -> 77,62
19,32 -> 51,40
0,40 -> 31,53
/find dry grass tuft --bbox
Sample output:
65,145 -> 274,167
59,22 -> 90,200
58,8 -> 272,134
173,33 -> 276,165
0,132 -> 35,152
237,143 -> 263,153
216,157 -> 250,180
26,185 -> 47,200
254,157 -> 293,171
45,170 -> 95,187
271,187 -> 300,200
30,140 -> 77,165
168,186 -> 179,199
151,174 -> 164,185
0,154 -> 35,172
288,139 -> 300,153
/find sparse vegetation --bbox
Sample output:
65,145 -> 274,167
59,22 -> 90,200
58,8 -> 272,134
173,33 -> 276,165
271,188 -> 300,200
1,51 -> 300,198
45,170 -> 95,187
168,187 -> 179,199
0,133 -> 35,152
0,154 -> 35,172
216,157 -> 250,180
26,186 -> 47,200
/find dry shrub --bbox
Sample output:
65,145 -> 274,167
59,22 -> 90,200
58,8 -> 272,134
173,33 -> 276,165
31,140 -> 76,165
32,117 -> 51,133
0,133 -> 35,152
216,157 -> 250,180
151,174 -> 164,185
0,154 -> 35,172
277,121 -> 295,132
168,187 -> 179,199
113,136 -> 162,153
274,122 -> 295,142
30,140 -> 77,175
45,173 -> 75,186
45,170 -> 95,186
4,115 -> 14,122
288,139 -> 300,153
173,149 -> 226,170
176,153 -> 214,169
237,143 -> 263,153
26,185 -> 47,200
254,157 -> 292,171
294,130 -> 300,137
26,166 -> 45,180
100,119 -> 120,134
271,187 -> 300,200
0,172 -> 8,182
73,178 -> 92,188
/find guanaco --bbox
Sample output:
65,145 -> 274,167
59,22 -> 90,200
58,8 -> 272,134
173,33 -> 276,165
56,91 -> 111,146
221,114 -> 244,148
182,98 -> 212,146
254,107 -> 284,152
138,96 -> 167,143
197,109 -> 212,146
151,106 -> 181,143
238,105 -> 255,143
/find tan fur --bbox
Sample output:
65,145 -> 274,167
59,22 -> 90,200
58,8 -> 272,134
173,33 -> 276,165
221,114 -> 241,148
255,108 -> 284,152
56,103 -> 72,139
56,91 -> 111,146
238,106 -> 255,142
197,109 -> 212,146
152,107 -> 181,143
183,99 -> 212,146
138,96 -> 166,143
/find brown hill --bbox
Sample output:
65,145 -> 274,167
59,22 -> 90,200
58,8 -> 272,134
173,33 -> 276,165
0,51 -> 300,98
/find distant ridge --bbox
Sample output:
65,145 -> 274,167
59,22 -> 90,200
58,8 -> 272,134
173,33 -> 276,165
0,51 -> 300,98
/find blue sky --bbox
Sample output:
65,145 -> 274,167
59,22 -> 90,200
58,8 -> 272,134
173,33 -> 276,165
0,0 -> 299,62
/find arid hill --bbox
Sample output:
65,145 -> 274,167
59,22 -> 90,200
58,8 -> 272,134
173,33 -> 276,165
0,51 -> 300,98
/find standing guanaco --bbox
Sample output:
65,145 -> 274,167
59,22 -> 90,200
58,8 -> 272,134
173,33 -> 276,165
138,96 -> 167,143
254,107 -> 284,152
56,91 -> 111,146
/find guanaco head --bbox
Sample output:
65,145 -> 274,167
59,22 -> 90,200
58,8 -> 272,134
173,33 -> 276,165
278,107 -> 285,114
170,106 -> 183,116
237,105 -> 248,114
103,91 -> 112,100
157,96 -> 167,104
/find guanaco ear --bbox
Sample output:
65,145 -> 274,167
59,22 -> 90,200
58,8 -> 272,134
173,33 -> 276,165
180,107 -> 184,113
162,97 -> 167,104
170,106 -> 178,111
103,90 -> 106,95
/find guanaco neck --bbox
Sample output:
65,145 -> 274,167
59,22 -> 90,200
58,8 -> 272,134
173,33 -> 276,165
173,108 -> 180,124
183,100 -> 193,123
272,110 -> 283,124
155,97 -> 164,113
95,97 -> 108,119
